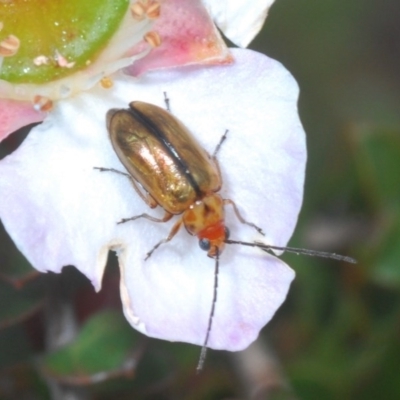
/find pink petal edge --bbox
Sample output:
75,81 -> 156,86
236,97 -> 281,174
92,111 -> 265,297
0,100 -> 43,142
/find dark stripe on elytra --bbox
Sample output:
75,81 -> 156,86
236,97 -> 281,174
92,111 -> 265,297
128,106 -> 202,197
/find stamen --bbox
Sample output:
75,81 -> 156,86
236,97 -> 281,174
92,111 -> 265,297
33,55 -> 50,66
0,34 -> 20,57
144,31 -> 161,48
55,50 -> 75,68
130,2 -> 146,20
131,0 -> 160,20
100,76 -> 113,89
146,1 -> 161,19
33,95 -> 53,113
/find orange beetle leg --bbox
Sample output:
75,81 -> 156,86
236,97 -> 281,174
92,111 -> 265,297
145,218 -> 183,260
211,130 -> 229,185
223,198 -> 265,236
118,210 -> 173,225
94,166 -> 158,208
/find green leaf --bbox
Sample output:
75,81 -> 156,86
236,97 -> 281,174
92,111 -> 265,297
0,248 -> 39,288
0,325 -> 34,368
40,310 -> 143,383
0,221 -> 39,287
0,279 -> 44,330
369,214 -> 400,287
352,126 -> 400,210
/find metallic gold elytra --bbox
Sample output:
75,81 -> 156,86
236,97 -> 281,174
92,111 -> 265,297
107,102 -> 221,216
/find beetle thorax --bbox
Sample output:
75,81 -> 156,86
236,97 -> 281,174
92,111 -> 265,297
183,194 -> 226,257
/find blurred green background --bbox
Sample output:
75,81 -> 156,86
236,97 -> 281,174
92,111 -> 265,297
256,0 -> 400,399
1,0 -> 400,398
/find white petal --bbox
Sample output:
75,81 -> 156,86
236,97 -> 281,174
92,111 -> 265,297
0,49 -> 305,350
203,0 -> 276,47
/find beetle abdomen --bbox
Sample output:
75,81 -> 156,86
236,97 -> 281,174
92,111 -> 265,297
107,102 -> 222,214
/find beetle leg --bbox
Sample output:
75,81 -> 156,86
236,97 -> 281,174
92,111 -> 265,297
127,178 -> 159,208
145,218 -> 183,260
223,198 -> 265,236
211,130 -> 229,183
163,91 -> 171,112
93,167 -> 130,178
212,130 -> 229,158
94,167 -> 158,208
118,210 -> 173,225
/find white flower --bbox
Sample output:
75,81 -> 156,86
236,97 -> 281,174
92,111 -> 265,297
0,47 -> 305,350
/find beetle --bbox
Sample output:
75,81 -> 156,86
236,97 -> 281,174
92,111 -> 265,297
101,98 -> 264,260
96,94 -> 356,371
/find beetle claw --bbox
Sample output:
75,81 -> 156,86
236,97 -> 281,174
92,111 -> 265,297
144,239 -> 168,260
246,222 -> 265,236
144,247 -> 157,261
93,166 -> 130,178
117,216 -> 140,224
256,226 -> 265,236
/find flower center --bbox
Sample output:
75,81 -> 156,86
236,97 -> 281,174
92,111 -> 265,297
0,0 -> 129,84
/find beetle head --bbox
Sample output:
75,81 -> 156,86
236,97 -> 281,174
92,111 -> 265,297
182,194 -> 227,258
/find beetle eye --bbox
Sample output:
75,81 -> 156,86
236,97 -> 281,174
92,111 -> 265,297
224,227 -> 230,239
199,238 -> 211,251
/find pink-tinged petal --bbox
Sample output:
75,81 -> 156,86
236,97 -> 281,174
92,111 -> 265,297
0,49 -> 305,350
203,0 -> 276,47
0,100 -> 43,141
126,0 -> 231,76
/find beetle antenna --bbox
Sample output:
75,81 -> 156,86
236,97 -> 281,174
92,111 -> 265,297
225,239 -> 357,264
196,248 -> 220,373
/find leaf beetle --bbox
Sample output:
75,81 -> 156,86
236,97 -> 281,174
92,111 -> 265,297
97,93 -> 264,260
